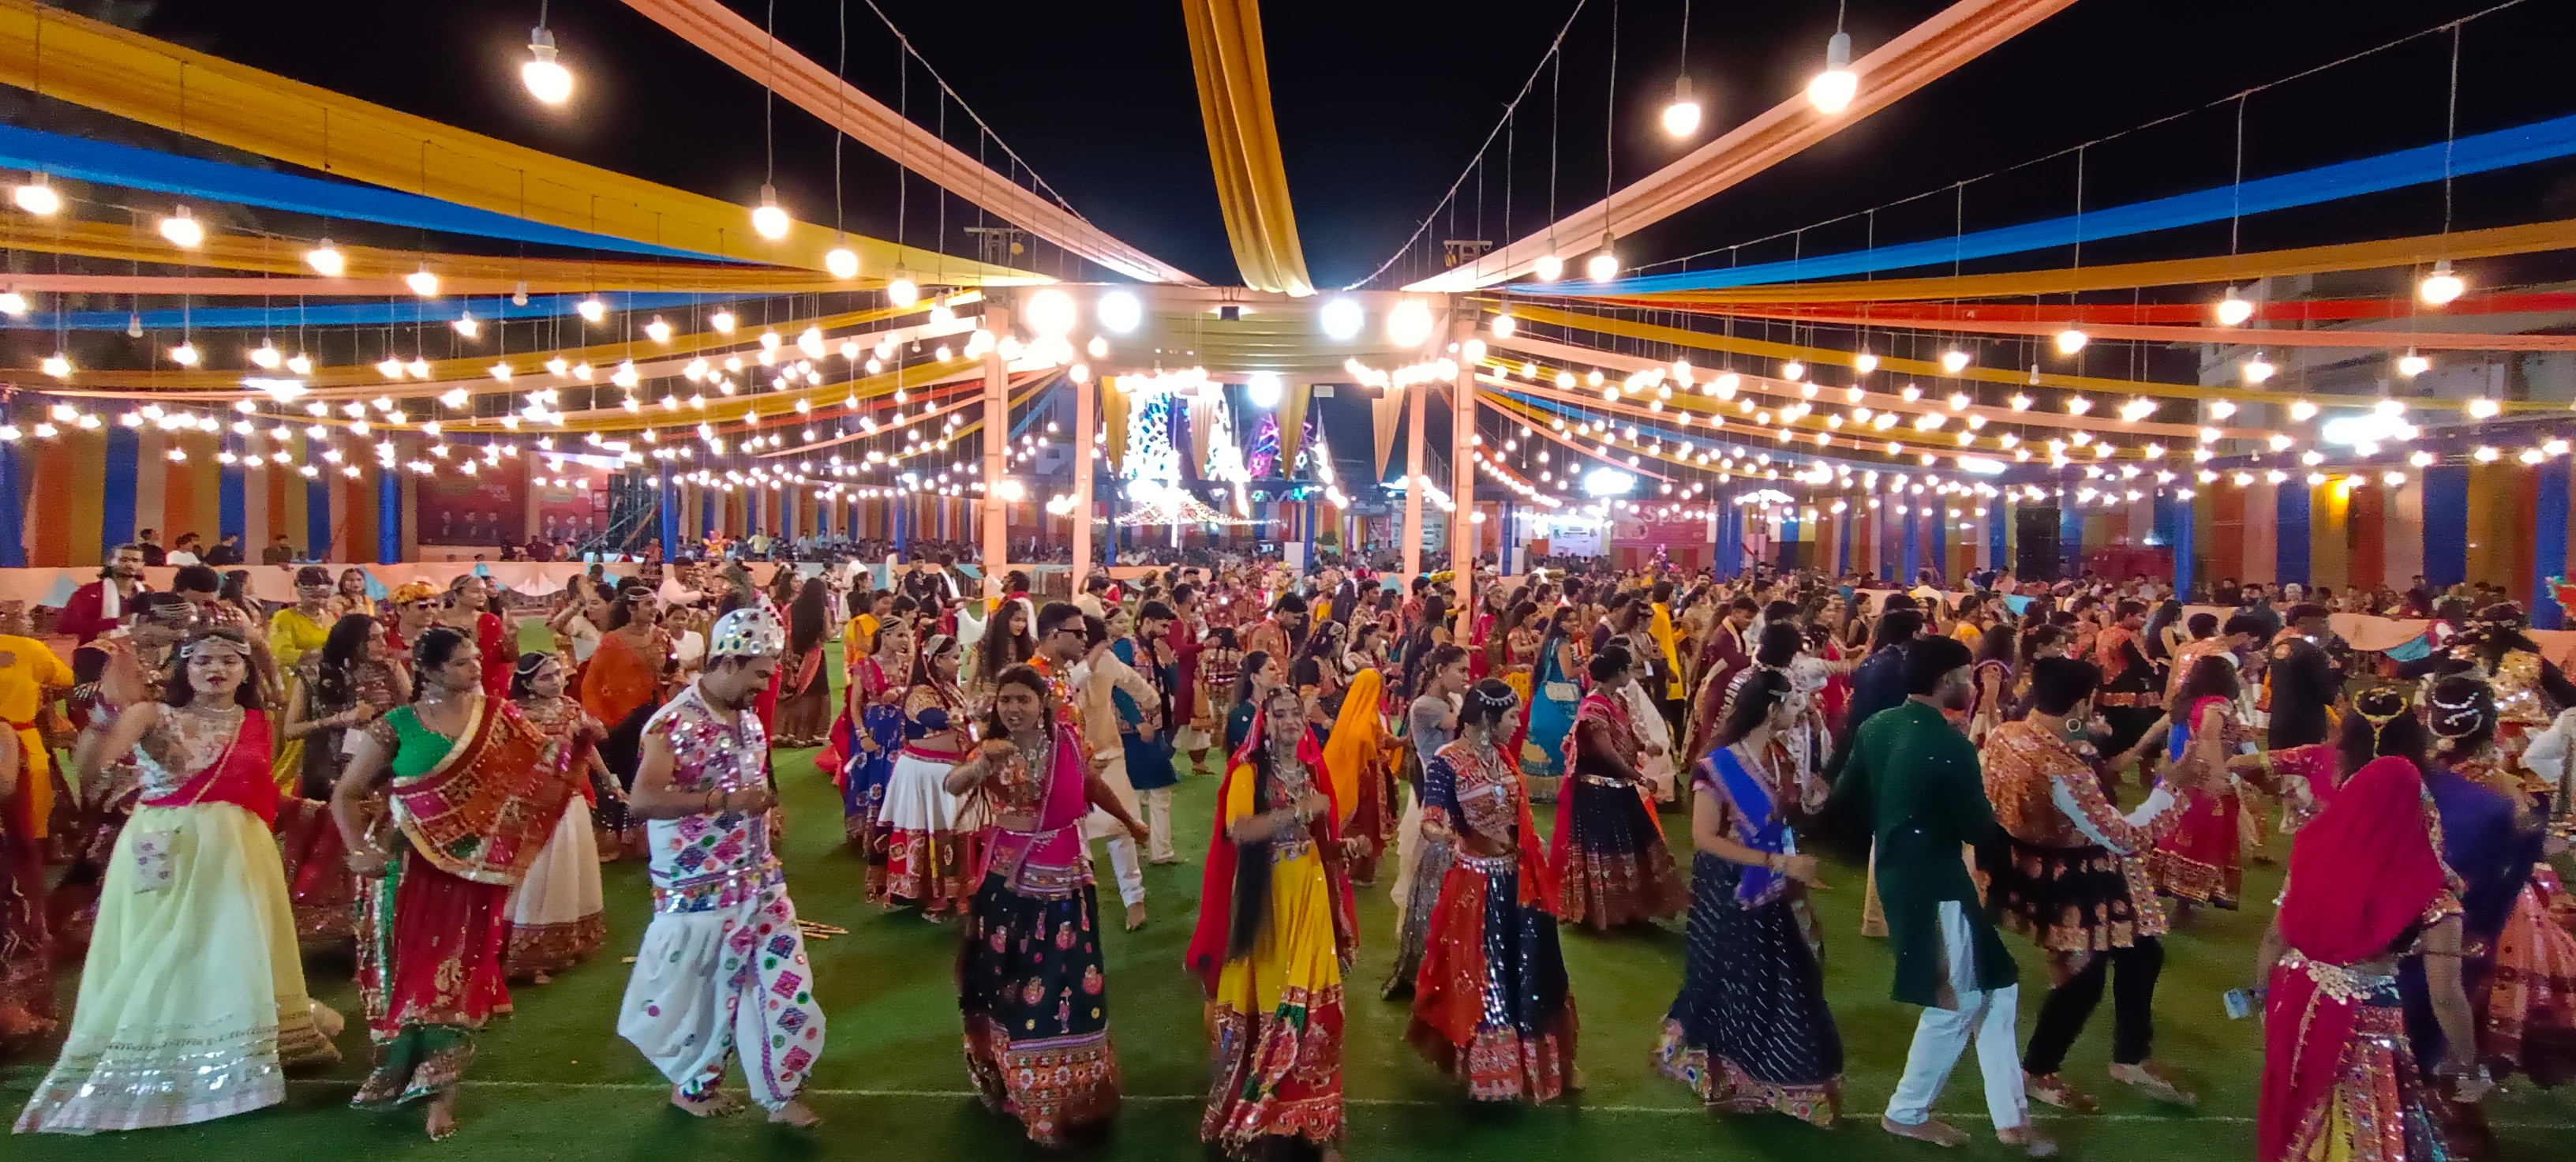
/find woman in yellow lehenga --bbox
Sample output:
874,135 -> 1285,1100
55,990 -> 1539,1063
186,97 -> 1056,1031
1186,687 -> 1359,1160
268,566 -> 338,790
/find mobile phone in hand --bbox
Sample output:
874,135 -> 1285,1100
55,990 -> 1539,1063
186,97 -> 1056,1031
2223,986 -> 2266,1020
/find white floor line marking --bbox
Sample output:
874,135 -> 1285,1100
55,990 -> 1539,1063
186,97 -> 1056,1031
249,1079 -> 2576,1129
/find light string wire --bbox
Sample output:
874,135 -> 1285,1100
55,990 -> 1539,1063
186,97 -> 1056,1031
855,0 -> 1086,222
1344,0 -> 1591,289
1626,0 -> 2533,277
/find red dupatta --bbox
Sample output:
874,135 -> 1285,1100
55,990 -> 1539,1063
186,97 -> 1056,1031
142,707 -> 281,826
1185,715 -> 1356,995
388,695 -> 576,886
1551,690 -> 1655,870
2257,755 -> 2452,1162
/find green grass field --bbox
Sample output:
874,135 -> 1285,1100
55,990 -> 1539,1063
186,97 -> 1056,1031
7,642 -> 2573,1159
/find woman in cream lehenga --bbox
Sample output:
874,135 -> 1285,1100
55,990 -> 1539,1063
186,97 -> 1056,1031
17,627 -> 343,1135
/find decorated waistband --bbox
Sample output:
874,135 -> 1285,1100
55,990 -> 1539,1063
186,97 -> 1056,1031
2280,948 -> 2396,1003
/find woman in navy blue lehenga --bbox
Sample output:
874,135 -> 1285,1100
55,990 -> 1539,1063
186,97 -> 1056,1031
1654,668 -> 1843,1125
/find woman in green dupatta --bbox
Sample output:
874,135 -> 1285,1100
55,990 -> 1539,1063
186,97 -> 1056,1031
331,624 -> 578,1140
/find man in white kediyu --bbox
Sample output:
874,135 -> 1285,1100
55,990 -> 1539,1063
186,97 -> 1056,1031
616,608 -> 823,1128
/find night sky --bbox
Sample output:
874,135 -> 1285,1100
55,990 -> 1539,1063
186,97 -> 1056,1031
85,0 -> 2576,289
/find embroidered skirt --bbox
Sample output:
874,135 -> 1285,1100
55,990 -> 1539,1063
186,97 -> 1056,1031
500,804 -> 607,980
1406,851 -> 1577,1103
1654,852 -> 1842,1125
1553,775 -> 1687,929
2149,785 -> 2242,908
351,849 -> 512,1110
1203,847 -> 1345,1154
959,872 -> 1121,1145
868,751 -> 983,916
2482,868 -> 2576,1087
1983,836 -> 2161,953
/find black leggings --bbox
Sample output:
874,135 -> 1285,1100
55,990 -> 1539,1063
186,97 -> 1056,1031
2022,936 -> 2162,1075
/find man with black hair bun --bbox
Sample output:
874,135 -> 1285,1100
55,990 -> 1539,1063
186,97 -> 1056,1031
1829,634 -> 2054,1156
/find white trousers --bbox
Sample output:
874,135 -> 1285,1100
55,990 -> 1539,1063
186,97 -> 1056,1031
1142,786 -> 1176,861
1080,754 -> 1148,909
617,884 -> 823,1112
1885,899 -> 2029,1130
1390,785 -> 1425,913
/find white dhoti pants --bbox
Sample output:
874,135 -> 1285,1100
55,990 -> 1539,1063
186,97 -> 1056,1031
1081,755 -> 1147,908
617,881 -> 824,1111
1885,899 -> 2028,1131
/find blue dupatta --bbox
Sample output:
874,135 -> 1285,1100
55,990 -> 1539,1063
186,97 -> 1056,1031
1702,744 -> 1791,907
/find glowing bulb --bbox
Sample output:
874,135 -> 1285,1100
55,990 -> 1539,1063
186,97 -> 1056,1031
2288,399 -> 2318,422
2397,349 -> 2430,377
1489,312 -> 1516,339
303,240 -> 346,277
286,352 -> 313,374
886,277 -> 920,308
12,175 -> 59,216
1023,288 -> 1077,339
2215,287 -> 2254,326
39,353 -> 69,378
2242,354 -> 2275,384
1386,299 -> 1435,347
168,342 -> 199,366
2417,259 -> 2464,306
576,297 -> 607,324
824,246 -> 859,279
750,183 -> 791,241
1807,32 -> 1858,114
1940,349 -> 1971,374
710,310 -> 736,333
158,204 -> 204,248
645,317 -> 672,343
1661,76 -> 1702,137
522,25 -> 572,103
406,268 -> 440,297
1586,239 -> 1619,283
1533,253 -> 1564,282
2466,397 -> 2501,419
1854,352 -> 1878,374
2054,328 -> 2088,354
2209,399 -> 2237,419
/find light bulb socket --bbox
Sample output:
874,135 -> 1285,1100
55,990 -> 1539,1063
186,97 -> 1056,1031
530,25 -> 557,58
1825,31 -> 1852,69
1673,74 -> 1694,101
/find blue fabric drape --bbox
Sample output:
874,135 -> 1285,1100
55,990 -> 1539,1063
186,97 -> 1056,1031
374,466 -> 400,564
2535,464 -> 2570,630
0,124 -> 727,262
4,291 -> 721,332
100,425 -> 137,557
1558,113 -> 2576,295
306,469 -> 331,562
219,434 -> 246,543
0,436 -> 23,567
2422,467 -> 2470,587
2275,483 -> 2311,587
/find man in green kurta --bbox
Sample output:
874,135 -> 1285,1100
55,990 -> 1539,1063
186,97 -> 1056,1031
1829,635 -> 2048,1155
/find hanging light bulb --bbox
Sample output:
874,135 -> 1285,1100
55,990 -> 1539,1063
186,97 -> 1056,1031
2242,353 -> 2275,384
452,310 -> 480,339
169,341 -> 200,366
406,357 -> 431,379
576,296 -> 607,324
2288,399 -> 2319,421
1533,253 -> 1564,283
2054,328 -> 2088,354
522,24 -> 572,104
406,268 -> 440,297
2215,287 -> 2254,326
1940,349 -> 1971,374
1586,234 -> 1619,282
158,204 -> 204,248
645,317 -> 673,343
2396,349 -> 2430,377
12,174 -> 59,216
286,352 -> 313,374
1661,75 -> 1702,137
1807,31 -> 1858,114
1854,352 -> 1878,374
750,183 -> 792,241
709,309 -> 736,334
39,353 -> 69,379
249,341 -> 282,369
2418,259 -> 2464,306
0,289 -> 24,317
824,244 -> 859,279
885,275 -> 921,309
125,312 -> 142,339
292,243 -> 348,284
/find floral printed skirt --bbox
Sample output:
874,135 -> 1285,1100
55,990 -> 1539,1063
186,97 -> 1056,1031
959,872 -> 1121,1146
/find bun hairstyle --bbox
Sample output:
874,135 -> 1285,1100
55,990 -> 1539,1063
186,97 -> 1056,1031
2338,685 -> 2431,778
1588,642 -> 1634,684
2426,674 -> 2497,757
1461,677 -> 1519,731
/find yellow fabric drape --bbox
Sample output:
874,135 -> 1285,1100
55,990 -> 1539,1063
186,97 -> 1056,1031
1371,388 -> 1405,481
1600,217 -> 2576,305
0,0 -> 1034,284
1276,383 -> 1312,467
1319,669 -> 1383,821
1180,0 -> 1314,296
1103,377 -> 1135,476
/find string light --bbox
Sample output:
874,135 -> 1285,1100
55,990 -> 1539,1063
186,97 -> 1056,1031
751,183 -> 792,240
523,24 -> 572,103
1807,28 -> 1857,114
2215,287 -> 2254,326
11,174 -> 58,216
2417,259 -> 2464,306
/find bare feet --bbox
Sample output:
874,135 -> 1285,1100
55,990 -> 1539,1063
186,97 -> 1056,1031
425,1093 -> 459,1141
1125,902 -> 1148,931
1567,1065 -> 1587,1093
1998,1125 -> 2060,1157
672,1087 -> 746,1117
2026,1071 -> 2100,1112
1881,1116 -> 1970,1147
2110,1061 -> 2199,1106
531,972 -> 552,986
767,1100 -> 822,1128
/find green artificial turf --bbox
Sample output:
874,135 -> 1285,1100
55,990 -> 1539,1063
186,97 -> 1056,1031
6,641 -> 2572,1159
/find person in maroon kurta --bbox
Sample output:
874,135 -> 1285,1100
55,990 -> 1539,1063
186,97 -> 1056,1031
57,545 -> 150,644
1169,583 -> 1210,772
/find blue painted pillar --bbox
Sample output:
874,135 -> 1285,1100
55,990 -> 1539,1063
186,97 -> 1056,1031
374,463 -> 401,564
658,474 -> 680,559
219,433 -> 247,543
2535,463 -> 2570,630
2422,465 -> 2470,588
1900,504 -> 1921,584
1837,506 -> 1853,574
0,435 -> 22,567
2275,481 -> 2311,587
305,463 -> 331,562
1928,504 -> 1948,582
1780,512 -> 1800,571
893,492 -> 909,558
1500,500 -> 1516,573
100,425 -> 137,556
1302,497 -> 1317,564
2172,489 -> 2196,595
2059,471 -> 2084,581
1988,497 -> 2008,572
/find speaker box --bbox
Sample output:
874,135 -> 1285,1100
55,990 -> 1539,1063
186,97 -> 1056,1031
2015,506 -> 2061,580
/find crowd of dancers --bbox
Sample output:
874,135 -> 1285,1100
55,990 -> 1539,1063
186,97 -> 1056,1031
1,553 -> 2573,1162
